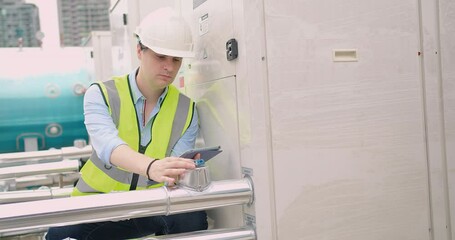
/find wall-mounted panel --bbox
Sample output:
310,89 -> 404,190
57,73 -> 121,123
263,1 -> 430,239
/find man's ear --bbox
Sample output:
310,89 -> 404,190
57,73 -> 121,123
136,44 -> 142,59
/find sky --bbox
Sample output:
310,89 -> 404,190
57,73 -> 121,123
25,0 -> 60,49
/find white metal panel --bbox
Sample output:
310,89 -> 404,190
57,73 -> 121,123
185,76 -> 243,229
439,0 -> 455,238
263,1 -> 430,239
109,0 -> 132,76
185,77 -> 242,181
184,0 -> 240,178
231,1 -> 278,239
184,0 -> 243,230
90,31 -> 113,82
420,0 -> 452,238
186,0 -> 236,84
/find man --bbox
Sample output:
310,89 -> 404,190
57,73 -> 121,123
46,7 -> 207,239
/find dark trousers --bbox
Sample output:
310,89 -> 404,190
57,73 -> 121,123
45,211 -> 207,240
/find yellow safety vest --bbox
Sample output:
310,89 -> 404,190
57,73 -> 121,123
73,74 -> 195,196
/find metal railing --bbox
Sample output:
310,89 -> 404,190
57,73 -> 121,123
0,160 -> 79,179
0,145 -> 92,167
5,172 -> 80,191
0,160 -> 80,192
0,146 -> 256,239
0,178 -> 254,237
0,186 -> 73,204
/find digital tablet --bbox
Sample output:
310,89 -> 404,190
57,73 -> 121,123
179,145 -> 222,161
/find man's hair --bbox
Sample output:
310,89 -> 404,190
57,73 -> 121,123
135,34 -> 148,51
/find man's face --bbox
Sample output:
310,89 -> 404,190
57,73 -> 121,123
138,47 -> 183,89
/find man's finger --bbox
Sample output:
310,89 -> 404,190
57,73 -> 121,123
167,160 -> 195,169
164,168 -> 187,176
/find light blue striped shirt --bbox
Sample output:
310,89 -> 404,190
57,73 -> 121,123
83,69 -> 199,165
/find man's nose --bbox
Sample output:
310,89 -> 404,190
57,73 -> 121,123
163,59 -> 175,72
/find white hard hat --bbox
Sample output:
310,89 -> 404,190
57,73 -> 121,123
134,7 -> 194,58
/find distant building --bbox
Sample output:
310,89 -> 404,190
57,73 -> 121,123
0,0 -> 41,48
0,0 -> 21,4
57,0 -> 110,47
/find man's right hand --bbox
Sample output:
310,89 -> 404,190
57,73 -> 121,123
147,157 -> 196,185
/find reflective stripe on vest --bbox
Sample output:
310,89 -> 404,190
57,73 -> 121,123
73,74 -> 194,196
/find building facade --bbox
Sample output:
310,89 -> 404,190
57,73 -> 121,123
57,0 -> 110,47
0,0 -> 41,48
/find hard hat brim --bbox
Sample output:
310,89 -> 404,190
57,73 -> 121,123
148,45 -> 195,58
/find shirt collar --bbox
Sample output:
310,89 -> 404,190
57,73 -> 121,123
128,68 -> 168,105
